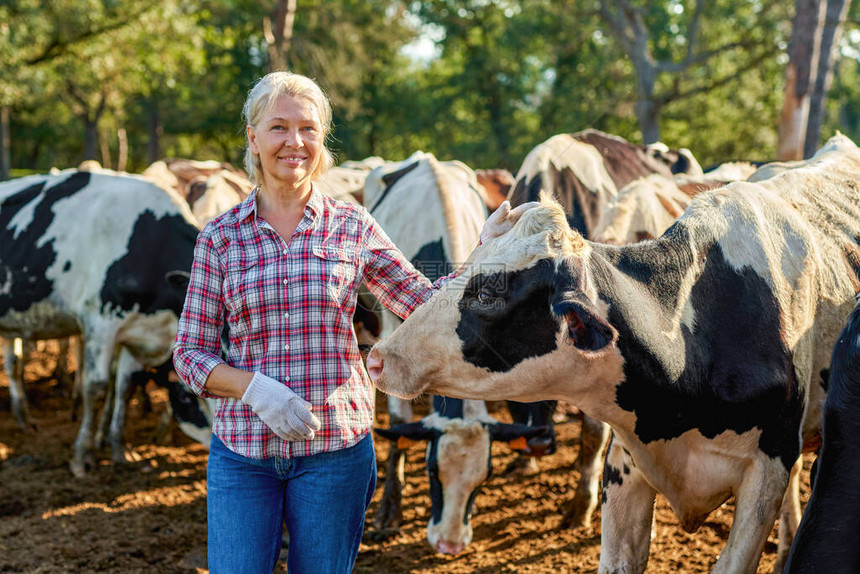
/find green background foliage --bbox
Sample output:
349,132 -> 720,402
3,0 -> 859,175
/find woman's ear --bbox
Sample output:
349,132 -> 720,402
246,125 -> 259,155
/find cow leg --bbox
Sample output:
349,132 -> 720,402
772,456 -> 803,574
560,414 -> 610,529
5,338 -> 35,432
711,457 -> 788,574
598,436 -> 655,574
94,382 -> 114,449
109,347 -> 142,465
374,395 -> 413,534
71,335 -> 113,477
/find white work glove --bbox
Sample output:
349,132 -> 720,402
241,372 -> 321,441
479,200 -> 541,244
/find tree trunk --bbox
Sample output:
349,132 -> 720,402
147,101 -> 162,164
778,0 -> 827,160
803,0 -> 849,158
117,128 -> 128,172
264,0 -> 297,73
636,98 -> 661,144
84,119 -> 99,161
0,106 -> 10,181
99,128 -> 111,168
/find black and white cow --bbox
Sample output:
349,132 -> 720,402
362,151 -> 489,533
375,396 -> 547,554
784,297 -> 860,572
507,130 -> 703,528
508,129 -> 702,236
0,170 -> 198,476
368,134 -> 860,573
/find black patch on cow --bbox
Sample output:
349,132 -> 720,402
784,301 -> 860,572
0,172 -> 91,316
508,172 -> 543,208
670,152 -> 691,175
62,261 -> 71,272
594,238 -> 804,470
456,260 -> 561,372
368,161 -> 421,214
433,395 -> 464,419
426,437 -> 444,524
412,239 -> 450,283
100,210 -> 197,315
820,368 -> 830,392
601,462 -> 624,504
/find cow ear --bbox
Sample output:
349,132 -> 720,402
550,259 -> 616,352
555,300 -> 616,352
374,422 -> 437,445
487,422 -> 550,443
165,270 -> 191,293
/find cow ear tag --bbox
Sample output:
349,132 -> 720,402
397,436 -> 415,449
508,437 -> 528,450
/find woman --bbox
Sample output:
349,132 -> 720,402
173,71 -> 530,574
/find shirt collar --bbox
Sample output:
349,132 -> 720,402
237,184 -> 324,224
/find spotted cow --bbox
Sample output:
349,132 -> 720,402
784,297 -> 860,572
592,161 -> 754,246
368,134 -> 860,573
0,171 -> 198,475
375,396 -> 547,554
508,129 -> 702,236
506,130 -> 704,528
362,151 -> 489,534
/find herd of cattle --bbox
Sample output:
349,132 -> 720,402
2,129 -> 859,572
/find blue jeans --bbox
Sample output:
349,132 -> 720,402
206,434 -> 376,574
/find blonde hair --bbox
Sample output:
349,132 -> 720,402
242,71 -> 335,184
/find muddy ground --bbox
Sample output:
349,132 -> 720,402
0,342 -> 809,573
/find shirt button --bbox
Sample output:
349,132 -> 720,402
284,312 -> 289,319
283,279 -> 288,285
283,249 -> 288,255
285,376 -> 290,382
284,344 -> 290,350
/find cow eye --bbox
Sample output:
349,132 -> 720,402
477,291 -> 494,306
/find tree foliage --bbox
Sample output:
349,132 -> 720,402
3,0 -> 860,177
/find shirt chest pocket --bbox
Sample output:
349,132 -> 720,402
224,261 -> 264,329
311,246 -> 358,306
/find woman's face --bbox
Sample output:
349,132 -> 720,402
247,94 -> 323,193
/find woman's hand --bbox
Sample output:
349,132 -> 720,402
242,372 -> 321,440
480,200 -> 540,244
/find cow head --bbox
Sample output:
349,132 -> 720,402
374,412 -> 548,555
367,195 -> 625,406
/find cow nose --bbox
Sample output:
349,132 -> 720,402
436,540 -> 466,555
366,349 -> 384,383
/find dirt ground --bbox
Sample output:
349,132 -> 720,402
0,342 -> 810,573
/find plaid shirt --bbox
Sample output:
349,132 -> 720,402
173,187 -> 453,459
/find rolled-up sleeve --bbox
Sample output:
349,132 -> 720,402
173,228 -> 226,398
360,213 -> 459,320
